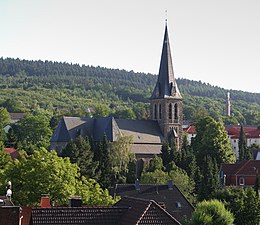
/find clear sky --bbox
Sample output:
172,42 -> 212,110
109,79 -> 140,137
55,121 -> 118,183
1,0 -> 260,93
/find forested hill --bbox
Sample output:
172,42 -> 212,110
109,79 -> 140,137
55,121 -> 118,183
0,57 -> 260,124
1,57 -> 259,104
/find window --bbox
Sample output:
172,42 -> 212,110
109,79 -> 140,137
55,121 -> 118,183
159,104 -> 162,119
174,103 -> 178,123
239,177 -> 245,186
175,201 -> 182,209
168,103 -> 172,120
154,104 -> 157,119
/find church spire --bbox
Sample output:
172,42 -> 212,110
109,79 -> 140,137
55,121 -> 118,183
150,22 -> 183,150
151,23 -> 182,99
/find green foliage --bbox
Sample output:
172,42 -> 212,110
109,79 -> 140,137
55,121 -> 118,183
113,107 -> 136,120
61,136 -> 97,178
214,187 -> 260,225
0,107 -> 11,126
188,199 -> 234,225
110,136 -> 134,184
192,116 -> 236,166
0,148 -> 116,206
238,126 -> 251,161
191,116 -> 235,200
92,104 -> 110,117
1,98 -> 23,112
141,156 -> 195,203
13,110 -> 53,152
1,58 -> 260,123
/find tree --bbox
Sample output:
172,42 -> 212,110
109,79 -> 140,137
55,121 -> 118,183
0,148 -> 116,206
110,136 -> 133,184
189,199 -> 234,225
141,157 -> 195,202
191,116 -> 235,200
113,107 -> 136,120
238,125 -> 246,161
197,156 -> 220,200
96,135 -> 113,188
0,107 -> 11,126
0,142 -> 12,194
92,104 -> 110,117
238,126 -> 251,160
192,116 -> 236,166
214,187 -> 260,225
0,107 -> 11,142
61,136 -> 97,178
2,98 -> 23,113
13,111 -> 53,152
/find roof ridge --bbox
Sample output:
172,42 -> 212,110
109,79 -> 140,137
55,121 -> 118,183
136,202 -> 152,224
235,160 -> 252,175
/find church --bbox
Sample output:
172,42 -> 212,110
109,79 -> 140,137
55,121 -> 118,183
50,22 -> 183,162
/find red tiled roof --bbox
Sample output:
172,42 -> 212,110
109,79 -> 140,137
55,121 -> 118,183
222,160 -> 260,176
4,148 -> 20,159
183,126 -> 196,134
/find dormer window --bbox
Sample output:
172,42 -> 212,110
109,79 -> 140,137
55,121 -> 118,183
175,201 -> 182,209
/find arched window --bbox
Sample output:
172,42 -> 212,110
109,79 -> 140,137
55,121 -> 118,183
159,104 -> 162,119
154,104 -> 157,119
168,103 -> 172,121
174,103 -> 178,123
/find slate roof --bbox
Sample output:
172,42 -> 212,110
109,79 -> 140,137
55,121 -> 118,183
115,119 -> 163,144
115,197 -> 182,225
51,117 -> 163,155
29,197 -> 182,225
151,23 -> 182,100
30,207 -> 128,225
112,183 -> 194,222
51,117 -> 121,143
221,160 -> 260,176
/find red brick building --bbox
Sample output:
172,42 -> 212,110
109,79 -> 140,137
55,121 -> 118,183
220,160 -> 260,187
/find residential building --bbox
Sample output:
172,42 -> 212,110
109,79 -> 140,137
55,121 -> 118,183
111,181 -> 194,222
220,160 -> 260,187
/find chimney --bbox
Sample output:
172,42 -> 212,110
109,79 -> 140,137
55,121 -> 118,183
69,196 -> 82,207
135,179 -> 140,191
168,180 -> 173,190
40,194 -> 51,208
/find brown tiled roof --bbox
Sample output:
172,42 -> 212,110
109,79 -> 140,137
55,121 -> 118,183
30,207 -> 128,225
112,183 -> 194,222
29,197 -> 183,225
0,206 -> 20,225
115,197 -> 181,225
221,160 -> 260,176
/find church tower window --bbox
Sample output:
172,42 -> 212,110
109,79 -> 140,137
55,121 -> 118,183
174,103 -> 178,123
154,104 -> 157,119
168,103 -> 172,121
159,104 -> 162,119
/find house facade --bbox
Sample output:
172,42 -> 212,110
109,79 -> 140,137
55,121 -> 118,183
184,125 -> 260,159
220,160 -> 260,187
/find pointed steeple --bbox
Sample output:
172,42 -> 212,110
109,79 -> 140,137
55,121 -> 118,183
151,23 -> 182,99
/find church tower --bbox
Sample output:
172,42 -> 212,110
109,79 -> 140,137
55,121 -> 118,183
150,22 -> 183,150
